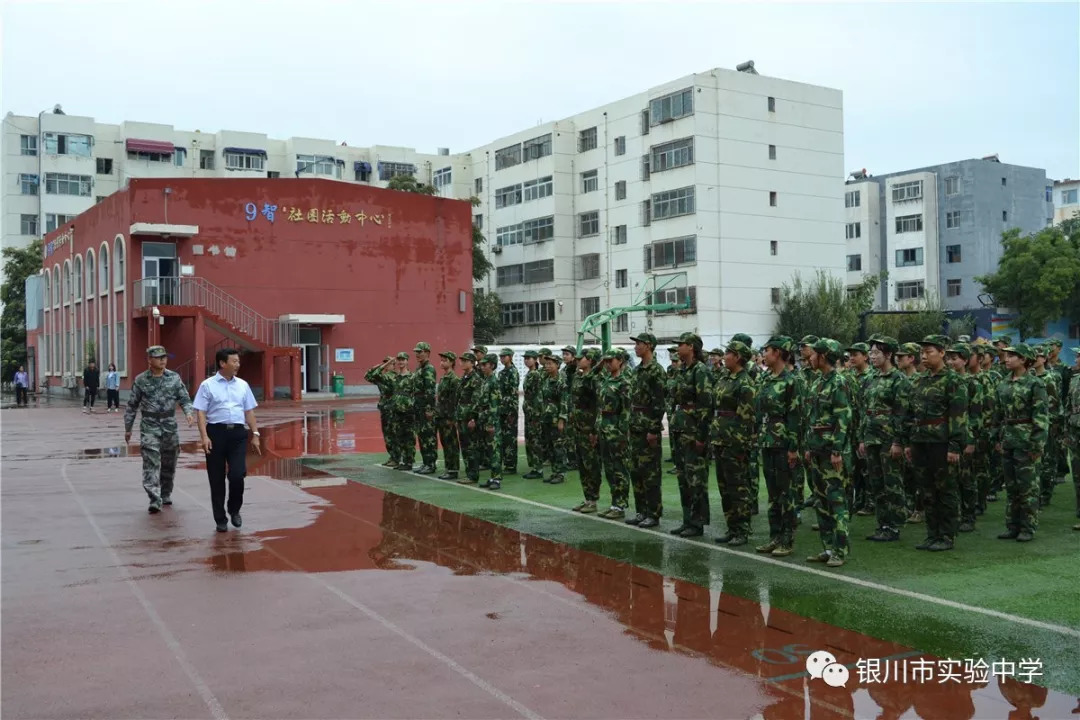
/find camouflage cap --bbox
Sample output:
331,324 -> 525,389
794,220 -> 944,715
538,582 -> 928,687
396,351 -> 410,360
414,341 -> 431,352
763,335 -> 793,352
946,343 -> 971,359
811,337 -> 842,359
498,347 -> 514,357
896,342 -> 921,357
630,332 -> 658,347
481,353 -> 499,365
561,345 -> 577,356
543,353 -> 562,365
538,347 -> 552,357
1033,344 -> 1048,357
581,347 -> 603,365
667,345 -> 680,354
847,342 -> 870,355
708,347 -> 725,356
147,345 -> 167,358
799,334 -> 820,347
471,344 -> 488,355
438,350 -> 457,361
523,349 -> 539,359
1003,343 -> 1034,361
1048,338 -> 1063,348
918,334 -> 951,350
460,351 -> 476,363
603,348 -> 629,362
993,334 -> 1012,345
726,340 -> 752,362
869,335 -> 899,353
384,355 -> 393,363
731,333 -> 753,346
677,331 -> 702,346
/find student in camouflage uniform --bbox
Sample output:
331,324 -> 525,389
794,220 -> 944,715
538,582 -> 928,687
846,342 -> 874,516
731,333 -> 762,514
711,340 -> 759,546
455,352 -> 483,485
1031,346 -> 1061,507
994,344 -> 1049,542
894,342 -> 923,521
859,335 -> 909,542
901,335 -> 968,552
669,332 -> 714,538
411,342 -> 439,474
471,345 -> 492,468
496,349 -> 520,475
365,356 -> 397,466
665,347 -> 682,474
755,336 -> 802,556
476,354 -> 502,489
1065,346 -> 1080,526
1047,338 -> 1070,482
795,335 -> 821,510
945,343 -> 982,532
435,351 -> 461,480
540,351 -> 569,484
627,333 -> 666,528
560,346 -> 579,470
123,346 -> 196,513
596,348 -> 632,519
391,352 -> 416,471
521,350 -> 545,479
969,344 -> 995,515
707,348 -> 725,376
803,338 -> 852,567
569,348 -> 603,513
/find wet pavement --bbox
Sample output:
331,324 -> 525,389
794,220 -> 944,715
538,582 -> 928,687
2,402 -> 1078,719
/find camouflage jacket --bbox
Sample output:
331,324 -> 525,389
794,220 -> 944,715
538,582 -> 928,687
709,368 -> 757,452
411,362 -> 437,414
562,363 -> 577,409
477,372 -> 500,432
670,360 -> 713,442
859,368 -> 908,446
1067,369 -> 1080,433
901,367 -> 968,452
994,372 -> 1049,452
974,371 -> 998,439
435,372 -> 460,420
455,370 -> 483,424
665,365 -> 679,414
959,372 -> 985,444
596,371 -> 631,441
569,368 -> 600,433
1033,370 -> 1061,420
628,358 -> 666,435
124,369 -> 194,433
364,365 -> 395,409
523,368 -> 543,416
389,371 -> 414,413
756,368 -> 802,452
803,369 -> 851,454
541,372 -> 568,425
497,364 -> 520,417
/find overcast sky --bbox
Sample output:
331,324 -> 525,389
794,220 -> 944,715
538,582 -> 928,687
3,1 -> 1077,180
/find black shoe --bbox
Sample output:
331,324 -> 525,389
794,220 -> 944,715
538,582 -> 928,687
867,528 -> 900,542
548,475 -> 564,485
230,513 -> 242,528
958,521 -> 975,533
669,524 -> 689,535
415,465 -> 435,475
915,537 -> 934,550
162,496 -> 172,506
727,536 -> 748,547
624,514 -> 645,526
148,503 -> 161,514
1016,531 -> 1034,542
678,526 -> 703,538
216,521 -> 228,532
396,465 -> 414,472
438,471 -> 459,480
926,539 -> 954,552
997,529 -> 1020,540
478,480 -> 492,488
523,470 -> 544,480
714,534 -> 733,544
639,517 -> 660,529
488,480 -> 501,491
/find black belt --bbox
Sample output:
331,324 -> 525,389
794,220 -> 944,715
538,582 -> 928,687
141,411 -> 175,419
207,423 -> 246,430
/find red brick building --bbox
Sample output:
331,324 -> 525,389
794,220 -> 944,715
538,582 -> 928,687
33,178 -> 473,399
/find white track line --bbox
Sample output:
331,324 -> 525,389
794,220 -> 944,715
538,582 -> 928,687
61,463 -> 228,720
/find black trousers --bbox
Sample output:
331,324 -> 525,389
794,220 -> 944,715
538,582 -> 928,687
206,424 -> 248,522
15,387 -> 28,406
107,389 -> 120,409
83,388 -> 97,407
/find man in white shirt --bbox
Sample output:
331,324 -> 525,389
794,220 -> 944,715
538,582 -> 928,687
194,348 -> 261,532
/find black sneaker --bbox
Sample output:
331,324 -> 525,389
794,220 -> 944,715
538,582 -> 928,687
639,517 -> 660,529
230,513 -> 242,528
148,503 -> 162,514
727,536 -> 748,547
677,526 -> 703,538
669,524 -> 689,535
478,480 -> 492,489
997,529 -> 1020,540
714,534 -> 733,544
548,475 -> 564,485
957,522 -> 975,533
1016,531 -> 1034,542
396,465 -> 414,473
415,465 -> 435,475
162,496 -> 172,506
523,470 -> 544,480
624,514 -> 645,526
216,521 -> 228,532
926,539 -> 954,552
488,480 -> 502,491
915,537 -> 934,550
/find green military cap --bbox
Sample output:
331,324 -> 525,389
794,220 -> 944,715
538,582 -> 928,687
630,331 -> 658,347
396,351 -> 409,360
523,349 -> 538,359
993,334 -> 1012,345
561,345 -> 577,355
667,345 -> 679,354
1048,338 -> 1063,348
1003,343 -> 1034,361
677,331 -> 701,346
581,347 -> 603,365
972,343 -> 989,355
460,351 -> 476,363
799,334 -> 820,347
847,342 -> 870,355
763,335 -> 792,352
731,333 -> 753,346
498,347 -> 514,357
896,342 -> 921,357
482,353 -> 498,365
602,348 -> 619,360
472,344 -> 488,356
1033,344 -> 1048,357
538,347 -> 552,357
384,355 -> 392,363
869,335 -> 899,353
811,338 -> 843,362
147,345 -> 167,358
957,335 -> 971,343
414,341 -> 431,352
1071,346 -> 1080,354
438,350 -> 457,361
708,347 -> 724,356
726,340 -> 752,362
918,334 -> 951,350
946,343 -> 971,359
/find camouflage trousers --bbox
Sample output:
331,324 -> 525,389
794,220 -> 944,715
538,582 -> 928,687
498,412 -> 518,472
598,429 -> 630,509
903,455 -> 921,513
850,443 -> 870,511
955,452 -> 978,525
436,417 -> 460,473
715,445 -> 753,538
458,421 -> 499,482
865,444 -> 907,531
973,437 -> 992,514
378,405 -> 392,456
674,433 -> 710,528
748,450 -> 760,513
1001,447 -> 1040,534
911,442 -> 959,542
414,411 -> 438,468
762,448 -> 797,544
629,430 -> 663,519
1039,427 -> 1061,504
572,425 -> 602,502
807,450 -> 850,559
524,413 -> 543,470
667,412 -> 678,463
396,410 -> 417,466
540,418 -> 568,476
140,427 -> 179,504
988,444 -> 1004,495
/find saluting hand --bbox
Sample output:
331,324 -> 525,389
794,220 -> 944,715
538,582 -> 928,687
947,451 -> 960,464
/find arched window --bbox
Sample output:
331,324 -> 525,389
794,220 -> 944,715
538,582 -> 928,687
113,235 -> 125,292
41,272 -> 50,374
52,265 -> 60,307
86,249 -> 96,296
63,260 -> 72,304
99,243 -> 109,293
73,255 -> 83,301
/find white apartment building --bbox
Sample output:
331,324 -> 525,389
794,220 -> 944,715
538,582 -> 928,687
1054,178 -> 1079,225
4,66 -> 846,346
843,176 -> 881,303
880,172 -> 940,310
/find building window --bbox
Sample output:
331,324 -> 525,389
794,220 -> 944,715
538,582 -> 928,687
946,211 -> 961,229
947,279 -> 962,297
45,214 -> 76,232
73,256 -> 82,301
522,176 -> 553,202
945,176 -> 959,195
378,162 -> 415,181
86,251 -> 95,295
1001,177 -> 1007,187
21,135 -> 38,155
496,264 -> 524,287
770,240 -> 778,256
640,109 -> 650,135
769,144 -> 776,160
473,214 -> 483,230
1063,189 -> 1079,205
644,236 -> 696,270
523,259 -> 554,284
895,214 -> 923,233
296,154 -> 340,177
846,222 -> 861,239
641,199 -> 651,226
578,127 -> 598,153
199,150 -> 215,170
495,144 -> 521,170
652,186 -> 695,220
895,247 -> 924,267
128,150 -> 172,163
522,216 -> 554,244
99,245 -> 109,292
615,315 -> 629,332
896,280 -> 925,301
847,254 -> 862,272
495,183 -> 522,208
19,173 -> 39,195
20,214 -> 38,236
650,282 -> 697,314
767,96 -> 776,113
892,180 -> 923,202
614,136 -> 626,156
1002,210 -> 1008,222
576,254 -> 601,281
613,225 -> 627,245
650,88 -> 694,125
615,180 -> 627,200
581,296 -> 600,318
474,178 -> 483,194
174,148 -> 186,166
501,302 -> 525,327
651,138 -> 694,173
522,134 -> 552,161
769,191 -> 778,207
845,190 -> 861,208
615,269 -> 628,288
946,244 -> 961,263
581,169 -> 599,193
225,151 -> 265,171
501,300 -> 557,327
115,321 -> 126,372
433,167 -> 452,188
771,287 -> 781,305
43,132 -> 92,157
496,223 -> 523,247
94,158 -> 112,175
579,211 -> 600,237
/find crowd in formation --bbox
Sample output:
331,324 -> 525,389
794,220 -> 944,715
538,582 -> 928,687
364,333 -> 1080,568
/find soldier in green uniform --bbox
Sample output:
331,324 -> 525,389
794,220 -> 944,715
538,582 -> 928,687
755,336 -> 802,556
669,332 -> 713,538
846,342 -> 874,516
497,348 -> 520,475
859,335 -> 909,542
665,347 -> 682,474
477,354 -> 503,489
901,335 -> 968,552
560,346 -> 579,470
1065,346 -> 1080,525
522,350 -> 545,479
731,333 -> 762,515
796,335 -> 821,510
969,344 -> 995,517
596,348 -> 632,519
540,351 -> 568,484
894,342 -> 923,522
391,352 -> 416,471
627,333 -> 666,528
945,343 -> 981,533
455,352 -> 483,485
365,356 -> 398,466
1047,338 -> 1071,482
123,346 -> 196,513
1031,346 -> 1061,507
707,348 -> 725,376
569,348 -> 603,513
803,338 -> 852,567
994,344 -> 1049,541
411,342 -> 439,474
471,344 -> 492,468
435,351 -> 461,480
711,340 -> 759,546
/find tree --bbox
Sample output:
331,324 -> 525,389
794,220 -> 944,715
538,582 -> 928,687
472,291 -> 503,344
865,294 -> 948,343
385,174 -> 437,195
976,219 -> 1080,340
774,270 -> 879,346
1,240 -> 43,380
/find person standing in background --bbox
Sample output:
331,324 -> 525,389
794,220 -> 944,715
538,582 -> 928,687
82,360 -> 100,414
105,363 -> 120,412
13,365 -> 29,407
